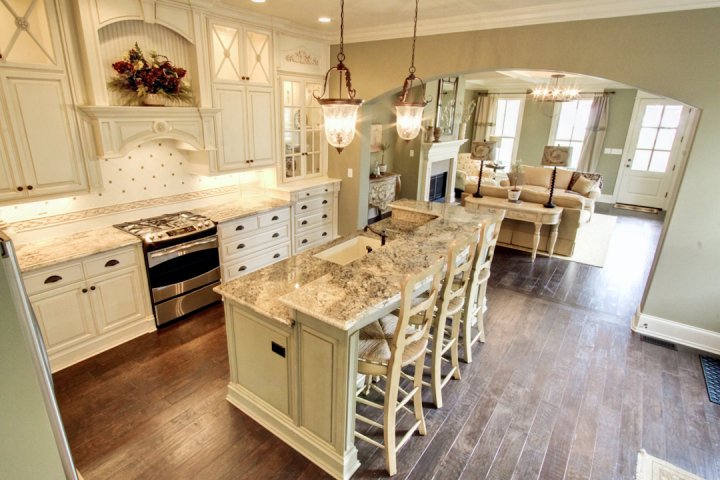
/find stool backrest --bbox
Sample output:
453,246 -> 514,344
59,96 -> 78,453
473,212 -> 506,274
440,229 -> 480,310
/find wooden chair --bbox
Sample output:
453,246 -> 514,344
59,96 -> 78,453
355,257 -> 445,476
426,230 -> 479,408
462,212 -> 505,363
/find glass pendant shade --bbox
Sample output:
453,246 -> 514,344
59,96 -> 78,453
395,104 -> 425,140
318,99 -> 362,152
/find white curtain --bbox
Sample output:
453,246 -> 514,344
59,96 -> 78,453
472,93 -> 498,142
578,93 -> 610,172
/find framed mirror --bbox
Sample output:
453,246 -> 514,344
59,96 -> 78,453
435,77 -> 459,135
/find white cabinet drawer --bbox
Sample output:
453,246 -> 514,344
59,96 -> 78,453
295,226 -> 332,252
297,193 -> 333,214
218,214 -> 259,238
224,243 -> 290,280
258,207 -> 291,228
296,208 -> 332,232
24,263 -> 85,296
223,224 -> 290,258
297,185 -> 333,200
83,248 -> 137,278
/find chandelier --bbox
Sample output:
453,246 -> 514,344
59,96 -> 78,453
530,74 -> 580,102
313,0 -> 363,153
395,0 -> 428,141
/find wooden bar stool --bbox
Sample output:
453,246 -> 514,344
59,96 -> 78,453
427,229 -> 479,408
355,257 -> 445,477
462,212 -> 505,363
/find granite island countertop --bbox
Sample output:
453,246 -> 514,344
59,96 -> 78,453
215,200 -> 496,330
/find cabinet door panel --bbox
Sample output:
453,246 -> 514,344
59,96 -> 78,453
0,126 -> 23,201
246,88 -> 274,166
3,75 -> 86,196
30,283 -> 95,353
210,22 -> 242,82
244,29 -> 271,85
215,86 -> 248,171
91,268 -> 147,333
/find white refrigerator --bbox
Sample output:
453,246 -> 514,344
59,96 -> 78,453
0,232 -> 78,479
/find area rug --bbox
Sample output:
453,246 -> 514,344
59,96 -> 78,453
700,355 -> 720,405
554,213 -> 617,268
636,449 -> 703,480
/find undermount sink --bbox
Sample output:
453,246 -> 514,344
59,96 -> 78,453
313,236 -> 382,266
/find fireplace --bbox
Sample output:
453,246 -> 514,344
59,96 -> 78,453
429,172 -> 447,202
416,140 -> 466,202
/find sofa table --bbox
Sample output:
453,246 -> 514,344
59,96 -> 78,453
464,195 -> 563,261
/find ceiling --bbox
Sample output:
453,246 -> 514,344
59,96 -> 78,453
221,0 -> 720,42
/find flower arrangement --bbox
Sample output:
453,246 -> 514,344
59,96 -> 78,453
108,43 -> 192,105
461,99 -> 477,123
510,158 -> 524,189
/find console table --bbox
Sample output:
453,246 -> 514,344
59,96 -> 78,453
369,173 -> 401,217
463,195 -> 563,261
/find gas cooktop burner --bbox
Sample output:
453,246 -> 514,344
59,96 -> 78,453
114,211 -> 215,245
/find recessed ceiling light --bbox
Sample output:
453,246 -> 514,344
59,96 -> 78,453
251,0 -> 265,3
318,16 -> 331,23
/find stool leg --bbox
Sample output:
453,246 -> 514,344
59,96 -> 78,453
384,371 -> 399,476
413,354 -> 427,436
477,282 -> 488,343
430,317 -> 445,408
450,311 -> 462,380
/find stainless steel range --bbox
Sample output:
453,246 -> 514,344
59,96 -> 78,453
115,211 -> 220,326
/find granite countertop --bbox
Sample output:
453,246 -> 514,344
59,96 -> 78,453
194,196 -> 292,223
216,201 -> 495,331
14,226 -> 141,272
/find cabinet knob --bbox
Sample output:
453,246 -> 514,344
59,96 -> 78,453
322,232 -> 327,237
322,200 -> 328,205
301,239 -> 308,244
301,220 -> 308,225
324,188 -> 328,192
82,288 -> 88,293
301,205 -> 307,210
90,286 -> 96,291
272,232 -> 280,238
27,185 -> 33,191
322,214 -> 328,219
237,243 -> 246,249
273,253 -> 281,259
17,186 -> 24,192
272,215 -> 279,221
306,192 -> 310,196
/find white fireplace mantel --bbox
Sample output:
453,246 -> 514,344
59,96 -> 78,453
417,140 -> 467,202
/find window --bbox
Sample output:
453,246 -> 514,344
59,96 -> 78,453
491,97 -> 524,166
549,98 -> 593,168
631,104 -> 682,173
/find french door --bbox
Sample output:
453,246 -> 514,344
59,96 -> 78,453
616,98 -> 690,209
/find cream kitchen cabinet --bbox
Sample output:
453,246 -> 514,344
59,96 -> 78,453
218,206 -> 292,282
209,21 -> 272,87
23,245 -> 154,371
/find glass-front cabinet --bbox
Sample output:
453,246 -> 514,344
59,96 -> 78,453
281,77 -> 325,181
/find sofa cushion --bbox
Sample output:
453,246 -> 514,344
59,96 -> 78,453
457,154 -> 481,174
522,166 -> 551,188
571,175 -> 598,195
554,168 -> 574,190
568,171 -> 603,191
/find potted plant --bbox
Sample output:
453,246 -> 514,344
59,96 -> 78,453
377,142 -> 389,174
508,159 -> 523,202
108,43 -> 192,106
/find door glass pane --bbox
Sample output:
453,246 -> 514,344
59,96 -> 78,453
636,127 -> 657,149
642,105 -> 663,127
649,151 -> 670,173
655,128 -> 677,151
632,149 -> 651,170
661,106 -> 682,128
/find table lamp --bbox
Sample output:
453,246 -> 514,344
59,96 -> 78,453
541,146 -> 572,208
470,140 -> 497,198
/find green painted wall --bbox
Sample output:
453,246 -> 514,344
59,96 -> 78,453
332,8 -> 720,333
595,89 -> 637,194
516,102 -> 553,167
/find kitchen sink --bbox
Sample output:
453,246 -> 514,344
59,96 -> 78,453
313,236 -> 382,266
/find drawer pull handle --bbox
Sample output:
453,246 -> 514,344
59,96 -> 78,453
105,259 -> 120,267
237,243 -> 246,249
272,232 -> 280,238
301,205 -> 308,210
82,288 -> 88,293
273,253 -> 281,259
322,200 -> 328,205
236,225 -> 245,231
301,220 -> 308,225
322,232 -> 328,237
44,275 -> 63,284
322,214 -> 328,219
272,215 -> 279,221
239,266 -> 247,272
301,239 -> 308,244
271,341 -> 286,358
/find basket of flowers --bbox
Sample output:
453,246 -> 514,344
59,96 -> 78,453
108,43 -> 192,106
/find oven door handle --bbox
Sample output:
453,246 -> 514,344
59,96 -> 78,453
148,236 -> 218,267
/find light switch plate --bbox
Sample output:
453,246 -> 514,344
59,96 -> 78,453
347,168 -> 353,178
410,149 -> 415,157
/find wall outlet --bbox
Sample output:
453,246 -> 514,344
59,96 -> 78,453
347,168 -> 353,178
410,149 -> 415,157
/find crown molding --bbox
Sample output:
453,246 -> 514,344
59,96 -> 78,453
342,0 -> 720,44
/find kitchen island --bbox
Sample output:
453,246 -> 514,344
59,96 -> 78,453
214,200 -> 494,479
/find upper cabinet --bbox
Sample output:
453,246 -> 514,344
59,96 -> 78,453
210,22 -> 272,87
0,0 -> 89,204
281,77 -> 325,181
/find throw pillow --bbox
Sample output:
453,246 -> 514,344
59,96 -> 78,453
571,175 -> 597,195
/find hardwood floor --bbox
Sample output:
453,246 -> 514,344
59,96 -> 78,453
54,204 -> 720,479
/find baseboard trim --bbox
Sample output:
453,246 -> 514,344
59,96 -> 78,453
50,316 -> 156,372
598,194 -> 615,204
632,311 -> 720,355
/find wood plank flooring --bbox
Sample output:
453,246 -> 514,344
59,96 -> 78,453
54,204 -> 720,479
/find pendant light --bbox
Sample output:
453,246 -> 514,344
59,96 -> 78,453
395,0 -> 428,141
314,0 -> 363,153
